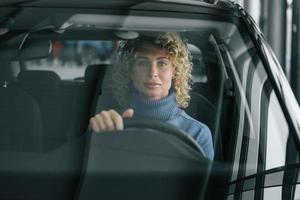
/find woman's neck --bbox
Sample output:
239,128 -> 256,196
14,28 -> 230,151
129,91 -> 181,121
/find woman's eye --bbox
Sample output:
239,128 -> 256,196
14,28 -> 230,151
157,61 -> 168,67
136,60 -> 149,67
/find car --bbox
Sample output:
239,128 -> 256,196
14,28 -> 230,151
0,0 -> 300,199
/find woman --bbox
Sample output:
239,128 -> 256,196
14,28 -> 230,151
89,32 -> 214,160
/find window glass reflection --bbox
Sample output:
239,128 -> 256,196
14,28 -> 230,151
266,91 -> 288,169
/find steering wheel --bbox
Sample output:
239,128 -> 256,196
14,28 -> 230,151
124,118 -> 205,157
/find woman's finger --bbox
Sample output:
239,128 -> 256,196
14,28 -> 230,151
95,113 -> 106,131
89,117 -> 100,132
122,108 -> 134,118
100,111 -> 115,131
109,109 -> 124,130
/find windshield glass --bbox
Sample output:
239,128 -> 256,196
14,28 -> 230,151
0,5 -> 297,200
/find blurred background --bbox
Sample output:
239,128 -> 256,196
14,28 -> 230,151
235,0 -> 300,104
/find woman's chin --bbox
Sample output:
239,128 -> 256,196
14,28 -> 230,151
144,92 -> 168,100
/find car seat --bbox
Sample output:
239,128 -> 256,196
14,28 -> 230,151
71,64 -> 108,135
0,62 -> 43,151
17,70 -> 63,150
93,64 -> 122,114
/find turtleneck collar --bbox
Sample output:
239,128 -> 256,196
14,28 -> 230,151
129,90 -> 182,121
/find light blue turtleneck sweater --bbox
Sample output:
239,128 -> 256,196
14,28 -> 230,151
129,91 -> 214,160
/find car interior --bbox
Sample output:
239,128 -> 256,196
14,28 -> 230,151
0,31 -> 234,200
1,0 -> 300,199
0,9 -> 248,199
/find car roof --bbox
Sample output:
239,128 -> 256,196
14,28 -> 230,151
0,0 -> 239,43
0,0 -> 237,13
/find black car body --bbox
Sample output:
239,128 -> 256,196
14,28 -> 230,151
0,0 -> 300,199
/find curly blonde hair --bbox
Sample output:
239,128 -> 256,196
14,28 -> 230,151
111,32 -> 192,108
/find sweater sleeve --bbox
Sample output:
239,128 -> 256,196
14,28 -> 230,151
169,111 -> 215,160
193,124 -> 214,160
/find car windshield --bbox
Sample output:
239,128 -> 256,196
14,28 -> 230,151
1,2 -> 299,200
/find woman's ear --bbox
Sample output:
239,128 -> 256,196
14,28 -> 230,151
171,65 -> 176,79
172,72 -> 176,79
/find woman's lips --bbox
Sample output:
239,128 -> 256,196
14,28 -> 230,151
144,82 -> 161,88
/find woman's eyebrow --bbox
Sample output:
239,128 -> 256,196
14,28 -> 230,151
157,57 -> 169,60
134,55 -> 148,59
135,56 -> 148,59
134,55 -> 169,60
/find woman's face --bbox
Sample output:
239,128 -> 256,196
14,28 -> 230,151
131,44 -> 174,100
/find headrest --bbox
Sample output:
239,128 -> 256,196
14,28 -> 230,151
84,64 -> 108,86
17,70 -> 60,85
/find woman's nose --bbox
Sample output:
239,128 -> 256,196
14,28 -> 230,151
149,64 -> 158,78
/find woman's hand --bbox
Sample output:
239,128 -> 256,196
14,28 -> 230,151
89,108 -> 134,132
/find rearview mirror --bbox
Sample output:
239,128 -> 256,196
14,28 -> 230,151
0,34 -> 52,60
